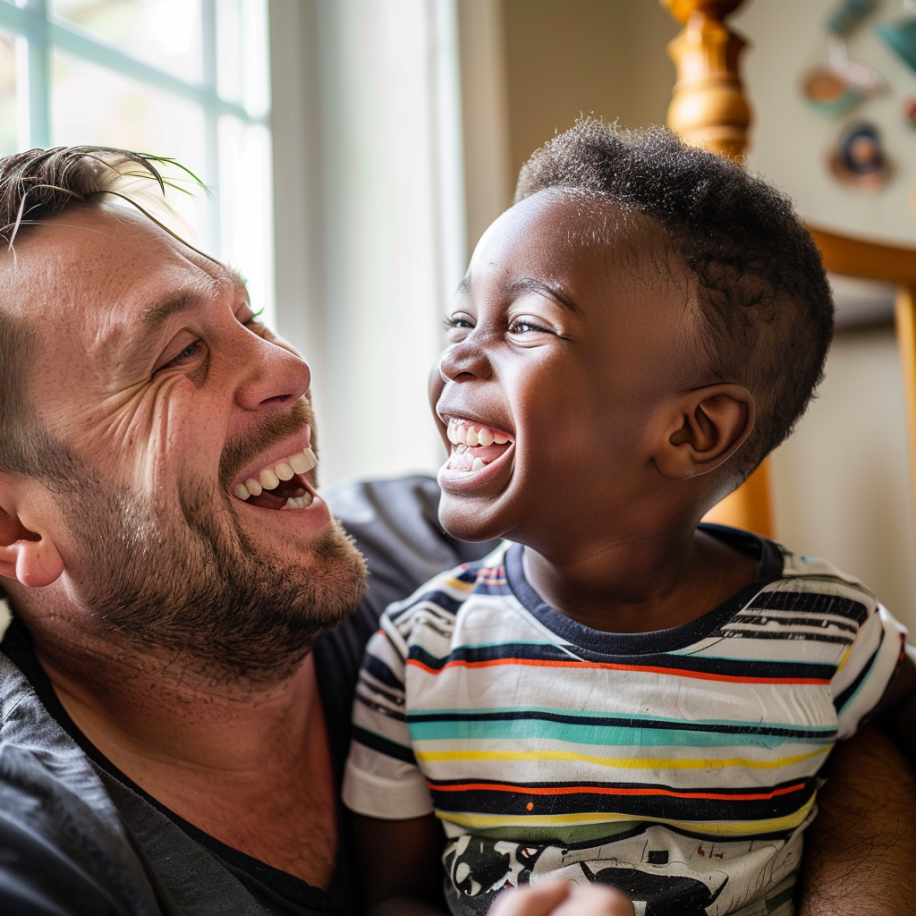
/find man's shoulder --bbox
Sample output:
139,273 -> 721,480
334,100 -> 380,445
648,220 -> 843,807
0,645 -> 162,915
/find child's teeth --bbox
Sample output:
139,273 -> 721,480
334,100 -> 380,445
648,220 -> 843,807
471,458 -> 485,471
466,427 -> 479,446
455,425 -> 468,445
477,428 -> 494,447
456,444 -> 468,454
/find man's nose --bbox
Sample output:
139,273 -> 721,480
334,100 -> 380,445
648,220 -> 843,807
438,339 -> 492,384
234,333 -> 312,411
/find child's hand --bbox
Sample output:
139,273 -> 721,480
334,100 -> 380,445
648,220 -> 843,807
490,880 -> 635,916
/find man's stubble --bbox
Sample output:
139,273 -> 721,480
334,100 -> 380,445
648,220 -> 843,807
54,412 -> 367,685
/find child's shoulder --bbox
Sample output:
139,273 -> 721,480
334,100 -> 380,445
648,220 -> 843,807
768,539 -> 879,609
381,541 -> 513,634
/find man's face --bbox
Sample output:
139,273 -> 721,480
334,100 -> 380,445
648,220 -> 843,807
430,190 -> 700,557
10,205 -> 365,680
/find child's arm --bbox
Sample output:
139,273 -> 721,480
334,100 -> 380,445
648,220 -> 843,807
354,812 -> 446,916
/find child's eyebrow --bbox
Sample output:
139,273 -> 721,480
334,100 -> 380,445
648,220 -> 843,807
507,278 -> 581,314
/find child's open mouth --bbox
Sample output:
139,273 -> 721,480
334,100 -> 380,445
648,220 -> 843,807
443,418 -> 513,473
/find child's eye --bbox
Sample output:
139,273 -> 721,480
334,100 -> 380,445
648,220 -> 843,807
508,318 -> 551,335
442,314 -> 474,331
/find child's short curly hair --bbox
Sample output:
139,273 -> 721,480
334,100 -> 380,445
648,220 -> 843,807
515,119 -> 834,481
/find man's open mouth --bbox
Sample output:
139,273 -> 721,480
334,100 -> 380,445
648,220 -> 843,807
444,418 -> 513,472
231,447 -> 317,509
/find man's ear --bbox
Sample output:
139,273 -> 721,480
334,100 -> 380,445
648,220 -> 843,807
0,478 -> 64,588
654,384 -> 755,480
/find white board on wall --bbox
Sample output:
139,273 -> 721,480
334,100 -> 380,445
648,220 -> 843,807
734,0 -> 916,247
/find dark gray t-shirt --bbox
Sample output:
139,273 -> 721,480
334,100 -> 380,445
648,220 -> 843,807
0,476 -> 496,916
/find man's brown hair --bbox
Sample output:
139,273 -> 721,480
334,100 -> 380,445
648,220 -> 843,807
0,147 -> 174,480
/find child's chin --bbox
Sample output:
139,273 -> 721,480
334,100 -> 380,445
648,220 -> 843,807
438,497 -> 502,544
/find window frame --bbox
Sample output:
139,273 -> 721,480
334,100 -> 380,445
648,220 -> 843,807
0,0 -> 269,254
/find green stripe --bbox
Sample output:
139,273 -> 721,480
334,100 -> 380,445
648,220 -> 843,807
408,717 -> 835,749
443,819 -> 647,845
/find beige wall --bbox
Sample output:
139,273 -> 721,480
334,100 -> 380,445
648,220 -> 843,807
502,0 -> 678,179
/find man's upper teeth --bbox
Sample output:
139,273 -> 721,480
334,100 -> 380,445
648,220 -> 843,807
447,420 -> 510,447
233,447 -> 317,500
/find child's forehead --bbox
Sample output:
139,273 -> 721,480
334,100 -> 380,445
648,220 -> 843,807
474,189 -> 685,296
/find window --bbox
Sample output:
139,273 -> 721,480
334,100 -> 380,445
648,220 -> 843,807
0,0 -> 274,325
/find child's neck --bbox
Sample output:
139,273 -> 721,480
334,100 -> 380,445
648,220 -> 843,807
523,526 -> 760,634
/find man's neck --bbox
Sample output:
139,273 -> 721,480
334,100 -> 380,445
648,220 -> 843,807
30,627 -> 339,888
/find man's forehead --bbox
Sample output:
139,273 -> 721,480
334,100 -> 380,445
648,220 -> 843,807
0,205 -> 239,323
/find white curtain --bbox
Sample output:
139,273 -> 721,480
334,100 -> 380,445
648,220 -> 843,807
269,0 -> 468,486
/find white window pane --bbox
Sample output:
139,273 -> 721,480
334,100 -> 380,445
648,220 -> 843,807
50,0 -> 203,83
0,29 -> 16,155
217,0 -> 268,114
218,114 -> 274,328
50,49 -> 211,249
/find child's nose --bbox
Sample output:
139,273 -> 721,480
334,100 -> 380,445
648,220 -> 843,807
438,340 -> 493,383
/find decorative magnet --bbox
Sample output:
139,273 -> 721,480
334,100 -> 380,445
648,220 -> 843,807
876,0 -> 916,74
828,122 -> 891,189
803,68 -> 863,116
904,96 -> 916,126
827,0 -> 878,35
802,2 -> 885,116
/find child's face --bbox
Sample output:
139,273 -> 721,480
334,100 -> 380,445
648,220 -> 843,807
430,189 -> 701,553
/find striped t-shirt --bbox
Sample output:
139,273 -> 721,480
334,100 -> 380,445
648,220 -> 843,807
343,527 -> 906,916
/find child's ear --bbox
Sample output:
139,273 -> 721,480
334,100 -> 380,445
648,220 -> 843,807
654,384 -> 755,480
0,476 -> 65,588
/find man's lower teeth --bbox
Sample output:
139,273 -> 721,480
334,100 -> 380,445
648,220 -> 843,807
282,494 -> 313,509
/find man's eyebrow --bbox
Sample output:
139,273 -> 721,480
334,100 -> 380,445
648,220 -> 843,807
507,277 -> 581,314
142,269 -> 247,329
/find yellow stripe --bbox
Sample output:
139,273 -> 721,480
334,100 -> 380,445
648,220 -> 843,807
835,643 -> 851,675
416,745 -> 832,771
436,795 -> 816,837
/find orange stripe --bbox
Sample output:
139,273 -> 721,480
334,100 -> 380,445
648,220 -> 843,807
407,657 -> 829,685
429,781 -> 807,803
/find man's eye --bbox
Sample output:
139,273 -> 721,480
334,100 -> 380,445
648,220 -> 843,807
164,340 -> 202,368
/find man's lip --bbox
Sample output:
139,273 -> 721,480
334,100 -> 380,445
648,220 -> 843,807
230,427 -> 313,490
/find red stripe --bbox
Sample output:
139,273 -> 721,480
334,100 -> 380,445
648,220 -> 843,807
407,657 -> 829,686
429,781 -> 808,803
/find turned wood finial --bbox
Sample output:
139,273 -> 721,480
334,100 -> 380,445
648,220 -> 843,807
662,0 -> 752,160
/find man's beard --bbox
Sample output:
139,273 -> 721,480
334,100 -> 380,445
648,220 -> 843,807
58,422 -> 367,685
